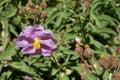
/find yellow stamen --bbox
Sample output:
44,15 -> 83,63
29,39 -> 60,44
33,38 -> 41,49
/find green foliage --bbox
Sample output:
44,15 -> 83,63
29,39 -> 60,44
0,0 -> 120,80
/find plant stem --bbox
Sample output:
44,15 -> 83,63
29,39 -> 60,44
80,55 -> 95,74
51,53 -> 61,67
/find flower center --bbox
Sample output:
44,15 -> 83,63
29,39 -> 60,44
33,38 -> 41,49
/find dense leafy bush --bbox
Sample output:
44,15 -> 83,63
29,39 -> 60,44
0,0 -> 120,80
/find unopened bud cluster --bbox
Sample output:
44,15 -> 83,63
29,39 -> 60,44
75,42 -> 94,57
74,41 -> 120,79
19,0 -> 47,23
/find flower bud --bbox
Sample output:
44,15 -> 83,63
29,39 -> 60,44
19,6 -> 27,14
41,0 -> 47,8
84,44 -> 93,57
115,73 -> 120,80
109,54 -> 117,64
34,5 -> 41,15
84,48 -> 94,57
74,37 -> 80,43
28,0 -> 34,9
116,46 -> 120,55
85,44 -> 89,49
109,54 -> 117,68
81,73 -> 87,80
60,40 -> 67,45
99,54 -> 110,68
100,53 -> 106,59
74,37 -> 83,45
81,64 -> 88,71
75,44 -> 83,54
41,11 -> 47,19
59,30 -> 64,37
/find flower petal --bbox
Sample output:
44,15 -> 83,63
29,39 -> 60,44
41,48 -> 51,56
16,36 -> 33,47
38,30 -> 57,43
21,46 -> 36,55
41,39 -> 57,51
20,25 -> 44,39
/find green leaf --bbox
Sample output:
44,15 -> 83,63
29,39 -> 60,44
70,54 -> 80,60
0,64 -> 3,73
103,69 -> 110,80
45,10 -> 60,26
92,27 -> 117,35
9,25 -> 18,37
59,73 -> 69,80
64,50 -> 76,55
51,68 -> 60,76
88,35 -> 103,49
86,72 -> 98,80
54,12 -> 64,28
0,71 -> 12,80
91,56 -> 102,75
71,64 -> 81,75
0,44 -> 17,60
0,0 -> 10,6
1,5 -> 17,18
65,69 -> 72,75
9,62 -> 38,76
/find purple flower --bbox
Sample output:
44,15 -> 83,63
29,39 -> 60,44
16,25 -> 57,56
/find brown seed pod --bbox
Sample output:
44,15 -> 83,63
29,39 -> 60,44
19,6 -> 27,14
75,46 -> 83,54
59,30 -> 64,37
41,0 -> 47,8
116,46 -> 120,55
41,11 -> 47,19
28,0 -> 34,9
81,73 -> 87,80
84,48 -> 94,57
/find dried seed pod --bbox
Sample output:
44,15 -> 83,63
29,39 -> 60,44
115,73 -> 120,80
41,11 -> 47,19
60,40 -> 67,46
75,44 -> 83,54
81,64 -> 88,71
59,30 -> 64,37
81,73 -> 87,80
41,0 -> 47,8
109,54 -> 117,64
116,46 -> 120,55
34,5 -> 41,15
84,45 -> 93,57
19,6 -> 27,14
28,0 -> 34,9
109,54 -> 117,68
99,54 -> 110,68
84,48 -> 94,57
